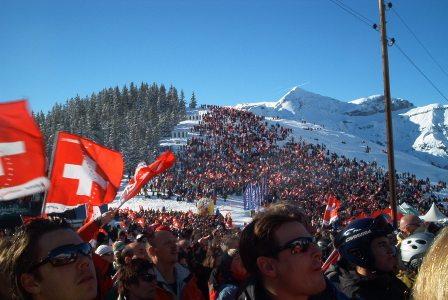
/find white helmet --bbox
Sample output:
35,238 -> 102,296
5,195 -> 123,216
400,232 -> 434,270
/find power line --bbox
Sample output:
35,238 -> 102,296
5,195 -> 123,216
328,0 -> 376,29
328,0 -> 448,104
394,43 -> 448,103
390,5 -> 448,80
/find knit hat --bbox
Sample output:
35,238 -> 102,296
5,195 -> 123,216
113,241 -> 126,253
95,245 -> 113,256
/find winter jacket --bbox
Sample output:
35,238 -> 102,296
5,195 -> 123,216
337,270 -> 410,300
154,263 -> 205,300
236,276 -> 348,300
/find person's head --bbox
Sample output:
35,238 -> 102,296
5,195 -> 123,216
239,203 -> 325,298
147,229 -> 178,265
113,240 -> 126,257
118,230 -> 127,242
118,258 -> 156,300
413,227 -> 448,300
5,217 -> 97,300
129,241 -> 149,260
95,245 -> 114,264
399,214 -> 422,238
0,238 -> 13,300
220,235 -> 239,253
228,249 -> 248,282
336,216 -> 397,274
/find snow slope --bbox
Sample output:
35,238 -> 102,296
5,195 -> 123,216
236,87 -> 448,181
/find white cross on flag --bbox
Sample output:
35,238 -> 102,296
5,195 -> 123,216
0,100 -> 49,201
45,132 -> 123,213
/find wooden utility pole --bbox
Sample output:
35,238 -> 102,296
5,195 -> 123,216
378,0 -> 398,228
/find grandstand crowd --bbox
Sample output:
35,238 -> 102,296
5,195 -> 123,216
154,107 -> 447,225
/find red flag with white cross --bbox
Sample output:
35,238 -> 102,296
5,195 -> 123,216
322,194 -> 341,226
0,100 -> 49,201
44,131 -> 124,213
118,150 -> 176,206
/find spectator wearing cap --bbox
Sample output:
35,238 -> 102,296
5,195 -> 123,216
147,226 -> 204,300
95,245 -> 114,264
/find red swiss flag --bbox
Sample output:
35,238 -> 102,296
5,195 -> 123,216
0,100 -> 49,201
45,132 -> 124,213
119,150 -> 176,205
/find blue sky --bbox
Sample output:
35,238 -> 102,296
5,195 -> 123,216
1,0 -> 447,112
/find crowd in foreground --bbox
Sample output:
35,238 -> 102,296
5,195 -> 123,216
153,107 -> 447,225
0,203 -> 447,300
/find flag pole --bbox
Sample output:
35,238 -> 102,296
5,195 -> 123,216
40,131 -> 60,216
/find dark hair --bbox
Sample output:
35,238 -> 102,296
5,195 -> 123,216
118,258 -> 154,297
4,217 -> 73,300
239,202 -> 310,276
0,238 -> 13,300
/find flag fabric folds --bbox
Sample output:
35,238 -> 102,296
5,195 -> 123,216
118,150 -> 176,206
45,131 -> 124,213
322,194 -> 341,226
0,100 -> 49,200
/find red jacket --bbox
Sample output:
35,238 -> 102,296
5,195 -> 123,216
78,220 -> 114,300
154,263 -> 205,300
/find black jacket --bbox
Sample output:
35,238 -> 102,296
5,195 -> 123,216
236,277 -> 348,300
337,270 -> 410,300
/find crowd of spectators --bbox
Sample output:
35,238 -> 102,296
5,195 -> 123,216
153,107 -> 447,225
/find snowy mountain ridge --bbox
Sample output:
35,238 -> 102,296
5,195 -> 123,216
235,87 -> 448,181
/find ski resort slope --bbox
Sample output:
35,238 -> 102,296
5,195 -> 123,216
236,87 -> 448,182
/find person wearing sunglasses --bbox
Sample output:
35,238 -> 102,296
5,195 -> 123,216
237,203 -> 329,300
334,216 -> 410,299
397,214 -> 426,246
3,217 -> 98,300
117,258 -> 157,300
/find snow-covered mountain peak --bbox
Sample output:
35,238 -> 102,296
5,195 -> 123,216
273,87 -> 353,116
347,95 -> 414,116
235,87 -> 448,176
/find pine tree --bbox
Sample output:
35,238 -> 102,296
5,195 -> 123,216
189,92 -> 197,109
36,81 -> 186,172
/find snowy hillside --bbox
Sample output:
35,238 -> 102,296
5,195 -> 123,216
236,87 -> 448,181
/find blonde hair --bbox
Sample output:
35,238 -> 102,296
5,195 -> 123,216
413,227 -> 448,300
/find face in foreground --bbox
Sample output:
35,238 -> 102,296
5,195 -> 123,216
151,231 -> 178,264
261,221 -> 326,297
22,229 -> 97,300
371,236 -> 397,272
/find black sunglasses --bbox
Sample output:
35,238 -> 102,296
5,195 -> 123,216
138,272 -> 156,282
274,236 -> 317,255
29,242 -> 93,271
